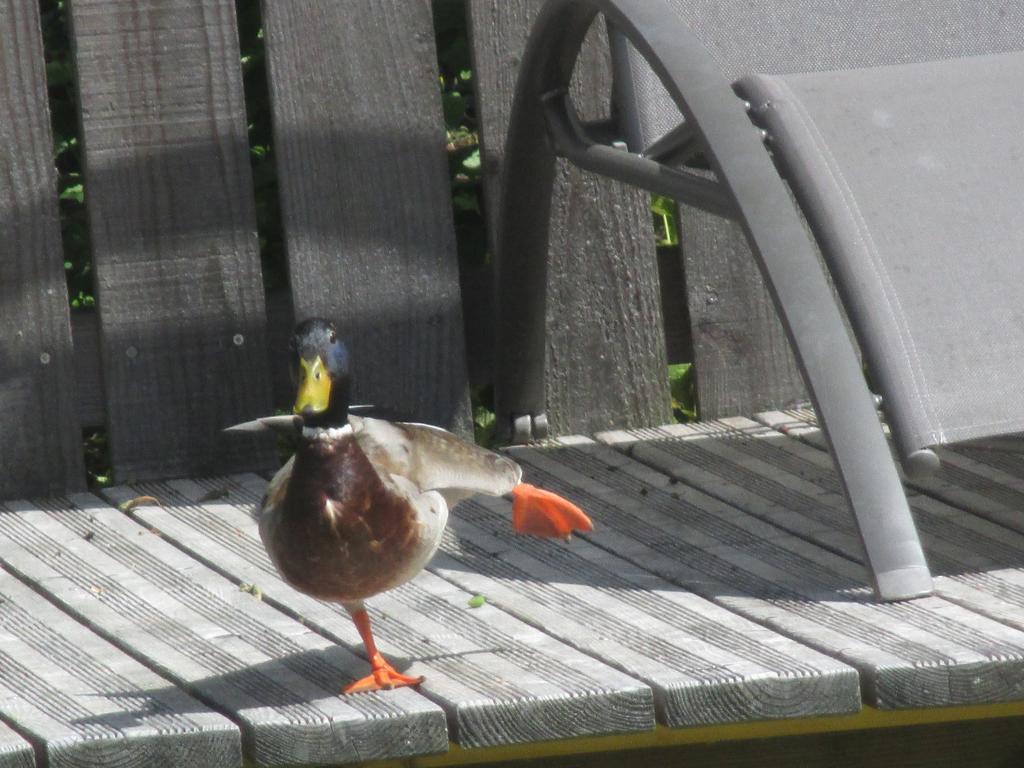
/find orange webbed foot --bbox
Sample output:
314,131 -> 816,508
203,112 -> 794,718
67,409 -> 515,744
342,652 -> 424,694
511,483 -> 593,539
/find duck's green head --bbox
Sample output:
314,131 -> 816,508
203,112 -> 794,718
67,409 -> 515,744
290,317 -> 351,428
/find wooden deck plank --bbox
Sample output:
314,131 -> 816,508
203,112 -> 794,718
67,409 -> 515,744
0,567 -> 239,768
609,417 -> 1024,577
429,496 -> 859,726
101,479 -> 654,748
745,411 -> 1024,639
69,0 -> 276,480
0,0 -> 84,497
0,721 -> 34,768
516,437 -> 1024,709
604,416 -> 1024,646
0,497 -> 446,767
262,0 -> 471,432
758,408 -> 1024,536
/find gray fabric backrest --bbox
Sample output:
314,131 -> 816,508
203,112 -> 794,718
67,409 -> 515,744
610,2 -> 1024,453
736,50 -> 1024,453
614,1 -> 1024,148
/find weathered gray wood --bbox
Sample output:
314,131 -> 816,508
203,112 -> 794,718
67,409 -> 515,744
69,0 -> 276,480
71,294 -> 297,429
940,441 -> 1024,532
104,477 -> 655,747
0,722 -> 33,768
681,210 -> 806,418
603,418 -> 878,557
608,415 -> 1024,573
758,408 -> 1024,537
0,569 -> 240,768
0,497 -> 447,766
468,1 -> 671,436
432,495 -> 858,726
742,411 -> 1024,643
261,0 -> 470,433
0,0 -> 84,497
515,438 -> 1024,709
951,442 -> 1024,480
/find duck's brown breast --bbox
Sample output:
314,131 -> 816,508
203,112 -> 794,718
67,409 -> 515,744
270,434 -> 421,602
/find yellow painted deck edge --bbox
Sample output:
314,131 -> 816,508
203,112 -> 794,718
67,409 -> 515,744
366,700 -> 1024,767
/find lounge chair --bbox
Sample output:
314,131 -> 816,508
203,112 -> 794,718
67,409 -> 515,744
494,0 -> 1024,601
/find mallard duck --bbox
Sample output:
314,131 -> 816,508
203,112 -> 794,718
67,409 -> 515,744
247,318 -> 592,694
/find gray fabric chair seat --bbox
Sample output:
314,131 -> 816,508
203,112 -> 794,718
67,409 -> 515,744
737,50 -> 1024,453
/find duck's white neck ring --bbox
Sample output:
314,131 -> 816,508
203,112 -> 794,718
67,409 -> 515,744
302,424 -> 353,441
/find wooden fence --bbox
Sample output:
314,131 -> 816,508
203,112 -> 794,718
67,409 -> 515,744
0,0 -> 799,500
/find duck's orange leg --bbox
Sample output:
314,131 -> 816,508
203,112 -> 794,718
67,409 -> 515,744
342,609 -> 424,694
511,484 -> 593,539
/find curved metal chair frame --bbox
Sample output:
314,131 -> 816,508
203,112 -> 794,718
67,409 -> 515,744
494,0 -> 933,601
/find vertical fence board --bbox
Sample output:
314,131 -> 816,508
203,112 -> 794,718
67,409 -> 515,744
682,211 -> 806,417
70,0 -> 275,481
0,0 -> 84,497
262,0 -> 471,432
469,1 -> 671,437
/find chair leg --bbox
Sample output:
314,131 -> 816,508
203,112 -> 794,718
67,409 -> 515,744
822,416 -> 933,600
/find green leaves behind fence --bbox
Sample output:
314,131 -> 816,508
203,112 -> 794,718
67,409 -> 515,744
651,195 -> 679,247
668,363 -> 696,422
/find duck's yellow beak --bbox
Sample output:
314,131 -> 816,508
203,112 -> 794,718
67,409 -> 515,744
294,356 -> 331,414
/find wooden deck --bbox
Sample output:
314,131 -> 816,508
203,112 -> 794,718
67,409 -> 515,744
4,411 -> 1024,767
